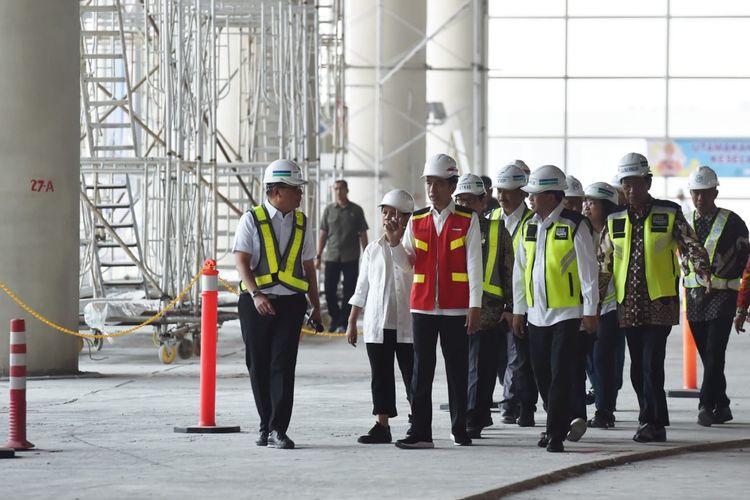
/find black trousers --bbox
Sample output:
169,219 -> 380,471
592,311 -> 622,413
571,330 -> 593,420
467,325 -> 504,429
504,327 -> 539,413
623,325 -> 671,427
411,313 -> 469,440
366,329 -> 414,417
238,293 -> 307,434
689,316 -> 733,411
529,319 -> 580,444
324,259 -> 359,329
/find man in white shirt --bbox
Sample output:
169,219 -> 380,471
387,154 -> 483,449
491,163 -> 539,427
233,159 -> 322,450
512,165 -> 599,453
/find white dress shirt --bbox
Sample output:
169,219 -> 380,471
501,202 -> 529,241
349,235 -> 413,343
232,200 -> 316,296
391,200 -> 483,315
512,202 -> 599,327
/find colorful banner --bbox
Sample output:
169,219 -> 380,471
647,139 -> 750,178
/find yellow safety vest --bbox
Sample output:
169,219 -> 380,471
246,205 -> 309,293
492,205 -> 533,257
482,212 -> 507,299
684,208 -> 740,290
522,210 -> 584,309
607,201 -> 679,303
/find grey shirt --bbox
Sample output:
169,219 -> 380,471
321,201 -> 368,262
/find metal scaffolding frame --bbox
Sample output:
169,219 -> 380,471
79,0 -> 343,356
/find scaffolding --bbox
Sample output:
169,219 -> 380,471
79,0 -> 344,358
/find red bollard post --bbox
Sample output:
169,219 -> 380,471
4,319 -> 34,450
174,260 -> 240,434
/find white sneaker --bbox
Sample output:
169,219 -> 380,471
567,417 -> 587,442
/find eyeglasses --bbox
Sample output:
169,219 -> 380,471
278,184 -> 303,193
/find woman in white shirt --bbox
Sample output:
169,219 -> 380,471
346,189 -> 415,444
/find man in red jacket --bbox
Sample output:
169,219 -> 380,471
387,154 -> 483,449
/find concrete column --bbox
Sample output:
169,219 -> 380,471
0,0 -> 80,375
345,0 -> 427,232
426,0 -> 486,174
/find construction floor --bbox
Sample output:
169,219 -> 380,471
1,321 -> 750,499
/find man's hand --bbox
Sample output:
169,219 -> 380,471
253,293 -> 276,316
698,270 -> 712,294
582,315 -> 599,335
314,256 -> 321,270
734,312 -> 747,334
346,321 -> 358,347
512,314 -> 527,338
466,308 -> 481,335
384,217 -> 405,247
309,306 -> 322,326
500,311 -> 514,328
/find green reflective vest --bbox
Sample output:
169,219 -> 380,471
684,208 -> 740,290
607,201 -> 679,303
522,210 -> 584,309
247,205 -> 309,293
492,205 -> 533,257
482,212 -> 507,299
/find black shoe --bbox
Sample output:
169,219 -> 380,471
501,411 -> 517,424
546,440 -> 564,453
697,407 -> 716,427
587,411 -> 612,429
357,422 -> 392,444
633,423 -> 666,443
537,432 -> 549,448
567,418 -> 587,442
450,432 -> 472,446
714,407 -> 733,424
585,389 -> 596,405
256,431 -> 269,446
406,414 -> 414,435
395,434 -> 434,449
516,407 -> 535,427
267,430 -> 295,449
467,427 -> 482,439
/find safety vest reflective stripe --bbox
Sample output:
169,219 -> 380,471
452,272 -> 468,282
685,209 -> 739,290
450,237 -> 465,250
414,238 -> 429,252
414,274 -> 425,284
482,216 -> 505,299
250,205 -> 309,293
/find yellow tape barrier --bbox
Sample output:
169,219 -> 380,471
0,269 -> 203,340
0,271 -> 351,341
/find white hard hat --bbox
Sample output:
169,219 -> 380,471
422,153 -> 459,179
564,175 -> 585,197
688,166 -> 720,190
454,173 -> 486,197
379,189 -> 415,214
513,159 -> 531,176
493,164 -> 528,189
610,174 -> 624,191
522,165 -> 568,194
262,159 -> 307,186
584,182 -> 620,205
616,152 -> 651,182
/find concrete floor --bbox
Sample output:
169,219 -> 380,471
1,321 -> 750,499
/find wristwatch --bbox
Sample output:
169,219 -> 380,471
251,289 -> 264,298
